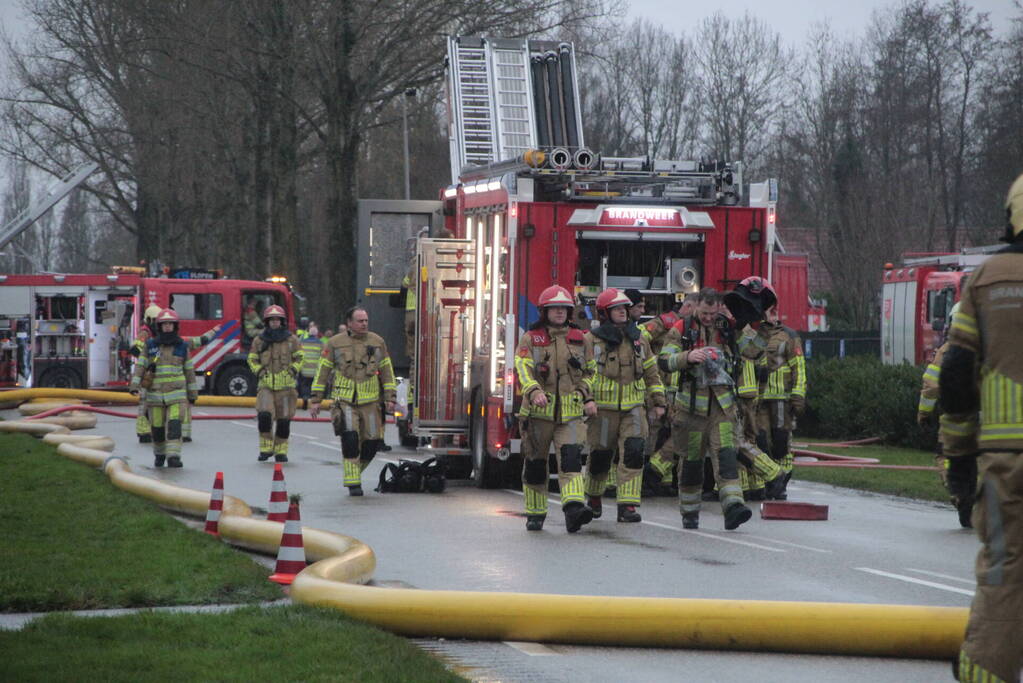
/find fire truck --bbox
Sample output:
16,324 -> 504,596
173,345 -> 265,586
0,267 -> 295,395
368,36 -> 811,485
880,247 -> 1001,366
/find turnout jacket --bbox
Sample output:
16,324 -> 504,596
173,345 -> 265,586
941,246 -> 1023,452
311,330 -> 396,406
515,323 -> 591,422
583,321 -> 665,412
917,342 -> 947,420
130,335 -> 198,405
248,329 -> 303,391
736,323 -> 806,404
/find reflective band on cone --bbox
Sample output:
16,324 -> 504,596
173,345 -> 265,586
204,471 -> 224,536
269,502 -> 306,585
267,464 -> 289,523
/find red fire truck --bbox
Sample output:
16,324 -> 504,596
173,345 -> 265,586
390,36 -> 812,486
880,247 -> 998,365
0,268 -> 295,394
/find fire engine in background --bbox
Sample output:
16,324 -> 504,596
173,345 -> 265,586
0,267 -> 295,395
364,36 -> 815,485
880,246 -> 999,365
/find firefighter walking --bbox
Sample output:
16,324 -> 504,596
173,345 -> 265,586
248,305 -> 303,463
130,305 -> 163,443
297,322 -> 323,399
582,288 -> 665,523
643,303 -> 684,494
309,306 -> 396,495
129,309 -> 198,468
940,173 -> 1023,683
515,285 -> 595,532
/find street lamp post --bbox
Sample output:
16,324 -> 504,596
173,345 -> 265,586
402,88 -> 417,200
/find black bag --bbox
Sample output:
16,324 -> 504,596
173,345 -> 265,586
376,459 -> 424,493
421,457 -> 446,494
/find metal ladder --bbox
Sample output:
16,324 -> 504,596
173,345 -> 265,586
0,161 -> 99,250
489,44 -> 535,162
448,38 -> 496,180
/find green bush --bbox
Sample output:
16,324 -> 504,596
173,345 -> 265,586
800,356 -> 936,448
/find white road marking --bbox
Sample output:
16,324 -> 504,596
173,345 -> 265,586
231,421 -> 256,429
751,537 -> 832,553
643,520 -> 786,552
904,568 -> 975,585
310,442 -> 338,450
855,567 -> 975,596
504,641 -> 558,656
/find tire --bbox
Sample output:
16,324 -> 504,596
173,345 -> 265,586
37,366 -> 83,389
215,364 -> 257,397
443,454 -> 473,480
471,400 -> 503,489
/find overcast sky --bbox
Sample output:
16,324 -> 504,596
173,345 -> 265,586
627,0 -> 1017,45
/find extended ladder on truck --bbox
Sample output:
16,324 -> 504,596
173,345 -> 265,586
0,162 -> 99,251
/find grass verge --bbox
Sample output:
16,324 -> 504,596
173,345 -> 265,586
0,605 -> 464,682
0,431 -> 282,611
791,438 -> 949,502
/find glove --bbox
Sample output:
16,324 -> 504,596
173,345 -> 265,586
790,395 -> 805,417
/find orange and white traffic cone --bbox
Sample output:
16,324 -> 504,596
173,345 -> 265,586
267,463 -> 289,523
204,471 -> 224,536
269,501 -> 306,585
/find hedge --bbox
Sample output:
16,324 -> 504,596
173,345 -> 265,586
799,355 -> 936,449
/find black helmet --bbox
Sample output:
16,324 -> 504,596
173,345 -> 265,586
724,276 -> 777,329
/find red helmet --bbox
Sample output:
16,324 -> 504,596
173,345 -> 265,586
262,304 -> 286,321
155,308 -> 180,324
595,288 -> 632,315
537,285 -> 574,309
738,276 -> 775,295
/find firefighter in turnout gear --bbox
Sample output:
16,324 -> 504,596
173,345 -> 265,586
129,309 -> 198,468
248,305 -> 303,463
739,301 -> 806,500
658,285 -> 774,531
643,304 -> 684,494
514,285 -> 595,533
130,304 -> 163,443
582,288 -> 666,523
941,173 -> 1023,683
309,306 -> 396,495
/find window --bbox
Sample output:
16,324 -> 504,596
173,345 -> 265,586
243,291 -> 283,318
168,293 -> 223,320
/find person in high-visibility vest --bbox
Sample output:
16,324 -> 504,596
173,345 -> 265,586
309,306 -> 396,495
940,172 -> 1023,683
297,322 -> 323,399
129,309 -> 198,468
582,288 -> 666,523
248,305 -> 303,463
515,285 -> 595,533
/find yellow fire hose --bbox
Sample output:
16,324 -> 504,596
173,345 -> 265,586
0,394 -> 969,660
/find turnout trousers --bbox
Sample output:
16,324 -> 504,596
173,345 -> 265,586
256,387 -> 298,459
520,418 -> 587,515
332,401 -> 384,487
584,406 -> 648,506
674,395 -> 744,515
958,452 -> 1023,683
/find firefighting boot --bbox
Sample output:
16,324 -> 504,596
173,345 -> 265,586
682,512 -> 699,529
724,502 -> 752,530
526,514 -> 546,531
258,452 -> 273,462
587,495 -> 603,519
182,436 -> 192,443
153,454 -> 165,467
765,472 -> 787,500
167,456 -> 183,468
139,434 -> 152,444
563,502 -> 594,533
617,504 -> 642,523
348,485 -> 364,497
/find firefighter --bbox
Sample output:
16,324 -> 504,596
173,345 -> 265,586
129,309 -> 198,468
130,305 -> 163,443
941,173 -> 1023,683
743,301 -> 806,500
917,302 -> 972,526
658,284 -> 775,530
296,316 -> 311,340
582,288 -> 666,523
624,288 -> 646,321
130,305 -> 218,443
642,302 -> 685,495
248,304 -> 303,463
297,322 -> 323,399
514,285 -> 595,532
309,306 -> 396,495
243,298 -> 263,345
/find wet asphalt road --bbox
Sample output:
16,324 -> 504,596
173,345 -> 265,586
13,405 -> 979,682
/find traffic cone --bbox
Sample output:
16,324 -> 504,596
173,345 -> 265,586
204,471 -> 224,536
267,463 -> 289,523
269,501 -> 306,585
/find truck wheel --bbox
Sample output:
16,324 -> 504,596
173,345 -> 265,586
215,364 -> 256,397
471,404 -> 502,488
443,454 -> 473,480
37,366 -> 83,389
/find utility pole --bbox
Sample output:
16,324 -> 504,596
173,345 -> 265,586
402,88 -> 417,200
